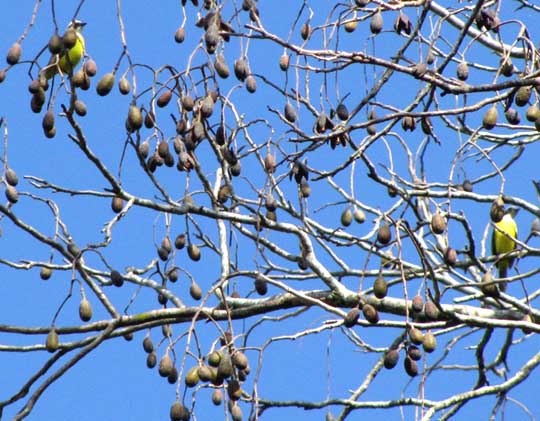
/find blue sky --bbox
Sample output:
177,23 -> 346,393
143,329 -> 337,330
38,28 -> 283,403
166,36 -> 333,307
2,1 -> 540,420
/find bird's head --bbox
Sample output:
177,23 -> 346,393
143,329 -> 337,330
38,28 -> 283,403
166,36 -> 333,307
506,207 -> 519,218
68,20 -> 86,32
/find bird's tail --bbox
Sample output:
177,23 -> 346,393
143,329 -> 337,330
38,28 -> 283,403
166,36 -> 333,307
498,265 -> 507,292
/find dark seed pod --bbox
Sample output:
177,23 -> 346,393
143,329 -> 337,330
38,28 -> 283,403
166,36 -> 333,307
384,349 -> 399,369
254,274 -> 268,295
167,367 -> 178,384
231,405 -> 242,421
167,268 -> 179,283
190,281 -> 202,300
394,12 -> 411,35
377,223 -> 391,245
355,0 -> 370,5
214,54 -> 230,78
362,304 -> 379,324
344,308 -> 360,328
5,168 -> 18,187
118,77 -> 131,95
480,271 -> 499,297
420,117 -> 432,135
110,270 -> 124,287
463,180 -> 473,192
490,198 -> 504,223
370,11 -> 383,34
5,185 -> 18,204
300,22 -> 311,40
284,103 -> 297,123
409,327 -> 424,345
83,60 -> 97,77
6,42 -> 22,65
411,295 -> 423,313
228,379 -> 242,401
157,246 -> 169,261
174,27 -> 186,43
212,389 -> 223,406
187,244 -> 201,261
407,345 -> 422,361
500,57 -> 513,77
431,212 -> 446,234
232,351 -> 249,370
279,54 -> 289,71
373,275 -> 388,299
42,111 -> 55,132
170,401 -> 190,421
182,94 -> 194,111
143,336 -> 154,353
138,140 -> 150,159
28,79 -> 41,94
336,103 -> 349,121
234,58 -> 249,82
482,106 -> 498,130
48,34 -> 63,54
217,353 -> 234,379
444,247 -> 457,267
401,116 -> 416,132
158,354 -> 174,377
146,351 -> 157,368
157,90 -> 173,108
31,94 -> 43,113
424,301 -> 439,320
96,72 -> 115,96
404,356 -> 418,377
79,298 -> 92,322
40,267 -> 53,280
175,234 -> 186,250
456,61 -> 469,81
110,196 -> 124,213
423,331 -> 437,353
200,95 -> 215,118
515,86 -> 532,107
46,328 -> 59,352
341,207 -> 353,227
412,63 -> 428,79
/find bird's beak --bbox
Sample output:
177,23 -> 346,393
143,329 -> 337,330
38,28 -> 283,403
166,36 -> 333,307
507,207 -> 520,217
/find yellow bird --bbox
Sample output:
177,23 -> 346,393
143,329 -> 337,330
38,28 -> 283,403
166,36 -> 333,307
41,20 -> 86,79
491,207 -> 518,290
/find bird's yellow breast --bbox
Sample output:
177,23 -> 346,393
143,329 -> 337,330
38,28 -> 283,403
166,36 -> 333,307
493,214 -> 517,255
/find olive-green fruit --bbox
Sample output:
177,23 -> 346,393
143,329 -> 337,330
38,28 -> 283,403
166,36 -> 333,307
490,198 -> 504,223
336,103 -> 349,121
185,366 -> 200,387
187,244 -> 201,262
74,99 -> 87,116
444,247 -> 457,267
170,401 -> 190,421
158,354 -> 174,377
127,105 -> 143,130
232,351 -> 248,370
500,57 -> 513,77
189,281 -> 202,300
370,11 -> 383,34
407,345 -> 422,361
482,106 -> 498,130
228,379 -> 242,401
5,168 -> 18,187
377,223 -> 391,245
174,234 -> 186,249
62,28 -> 77,49
231,405 -> 243,421
174,27 -> 186,43
344,308 -> 360,328
110,269 -> 124,287
341,207 -> 353,227
42,111 -> 55,132
40,267 -> 52,280
217,353 -> 234,379
424,301 -> 439,320
456,61 -> 469,81
111,196 -> 123,213
48,34 -> 63,54
431,212 -> 446,234
300,180 -> 311,198
214,54 -> 230,78
96,72 -> 115,96
300,22 -> 311,40
146,351 -> 157,368
423,331 -> 437,353
254,275 -> 268,295
143,336 -> 154,353
463,179 -> 473,192
79,298 -> 92,322
234,58 -> 249,81
284,103 -> 297,123
409,327 -> 424,345
384,349 -> 399,369
157,90 -> 173,108
208,351 -> 222,367
515,86 -> 532,107
404,356 -> 418,377
46,328 -> 59,352
353,208 -> 366,224
526,105 -> 540,122
83,60 -> 97,77
5,185 -> 18,204
279,54 -> 289,71
118,77 -> 131,95
345,19 -> 358,33
6,42 -> 22,65
373,275 -> 388,299
362,303 -> 379,324
211,389 -> 223,406
245,75 -> 257,93
480,271 -> 499,297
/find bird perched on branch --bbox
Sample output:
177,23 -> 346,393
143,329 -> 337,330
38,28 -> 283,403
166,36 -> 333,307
41,20 -> 86,80
491,207 -> 518,290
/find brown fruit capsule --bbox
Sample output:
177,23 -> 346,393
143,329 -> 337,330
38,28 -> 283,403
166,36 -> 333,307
110,269 -> 124,287
214,54 -> 230,78
515,86 -> 532,107
345,19 -> 358,33
190,281 -> 202,300
167,367 -> 178,384
175,234 -> 186,249
431,212 -> 446,234
118,77 -> 131,95
157,90 -> 173,108
158,354 -> 174,377
185,366 -> 200,387
62,28 -> 77,49
300,22 -> 311,40
480,271 -> 499,297
411,295 -> 424,313
197,364 -> 213,382
284,103 -> 297,123
264,154 -> 276,174
228,379 -> 242,401
279,54 -> 289,71
362,304 -> 379,324
336,103 -> 349,121
187,244 -> 201,261
5,185 -> 18,204
424,301 -> 439,320
234,58 -> 249,81
6,42 -> 22,65
174,27 -> 186,43
384,349 -> 399,369
0,70 -> 5,83
231,405 -> 243,421
46,328 -> 59,352
146,351 -> 157,368
444,247 -> 457,267
79,298 -> 92,322
232,351 -> 249,370
138,140 -> 150,159
526,105 -> 540,122
212,389 -> 223,406
401,116 -> 416,132
217,353 -> 234,379
404,356 -> 418,377
344,308 -> 360,328
168,268 -> 179,283
341,207 -> 353,227
5,168 -> 18,187
353,208 -> 366,224
42,111 -> 55,132
482,106 -> 498,130
423,331 -> 437,353
407,345 -> 422,361
44,126 -> 56,139
170,401 -> 190,421
83,60 -> 97,77
373,275 -> 388,299
96,72 -> 115,96
456,61 -> 469,81
143,337 -> 154,353
377,223 -> 391,245
409,327 -> 424,345
144,112 -> 155,129
182,94 -> 194,111
127,105 -> 143,130
111,196 -> 123,213
370,11 -> 383,34
74,100 -> 87,116
40,267 -> 52,280
48,34 -> 62,54
463,180 -> 473,192
245,75 -> 257,93
254,275 -> 268,295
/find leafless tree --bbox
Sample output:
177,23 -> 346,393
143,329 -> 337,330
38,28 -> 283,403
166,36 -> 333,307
1,0 -> 540,420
